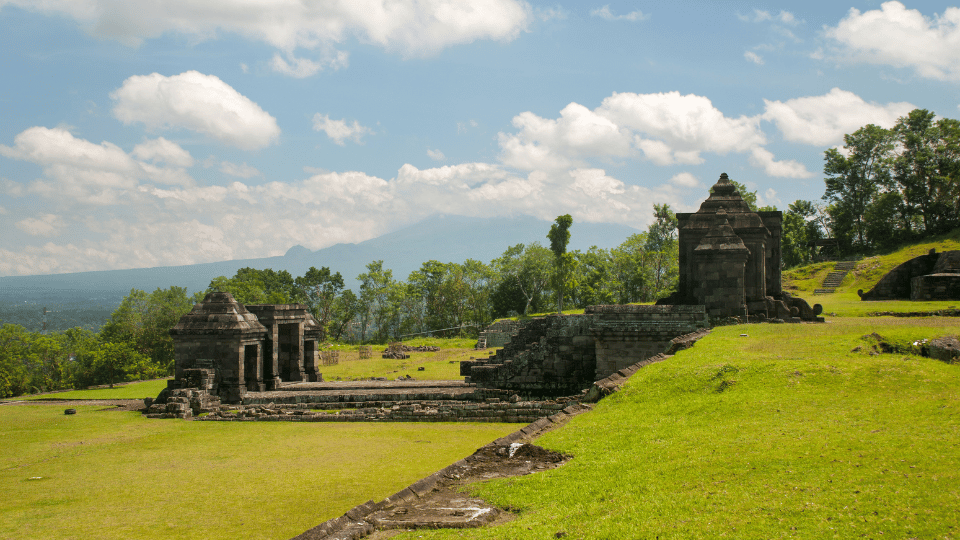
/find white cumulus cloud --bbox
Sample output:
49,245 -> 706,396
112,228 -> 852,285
3,0 -> 530,60
131,137 -> 194,167
762,88 -> 915,146
598,91 -> 766,163
16,214 -> 64,237
590,6 -> 649,22
219,161 -> 262,179
744,51 -> 764,65
499,102 -> 632,170
748,147 -> 813,178
823,1 -> 960,81
739,9 -> 800,25
270,51 -> 349,78
669,172 -> 699,188
111,71 -> 281,150
313,114 -> 374,146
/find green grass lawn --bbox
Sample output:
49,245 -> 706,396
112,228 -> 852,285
795,290 -> 959,318
319,348 -> 482,381
13,379 -> 170,401
395,317 -> 960,540
0,406 -> 516,540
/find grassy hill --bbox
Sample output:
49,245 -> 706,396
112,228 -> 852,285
397,318 -> 960,539
784,228 -> 960,296
784,229 -> 960,316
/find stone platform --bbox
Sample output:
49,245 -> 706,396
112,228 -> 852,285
241,380 -> 487,406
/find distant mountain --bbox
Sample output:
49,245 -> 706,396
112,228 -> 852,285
0,214 -> 641,309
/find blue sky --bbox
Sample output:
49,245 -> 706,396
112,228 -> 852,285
1,0 -> 959,277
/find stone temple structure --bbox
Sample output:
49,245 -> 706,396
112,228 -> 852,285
167,292 -> 321,403
657,173 -> 822,322
859,248 -> 960,301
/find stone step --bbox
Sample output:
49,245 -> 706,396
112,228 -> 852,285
835,261 -> 858,271
814,288 -> 836,295
821,270 -> 848,289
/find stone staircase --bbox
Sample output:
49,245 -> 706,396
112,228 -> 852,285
815,260 -> 858,294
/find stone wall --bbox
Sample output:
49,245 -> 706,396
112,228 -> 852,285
860,250 -> 940,300
588,305 -> 708,379
462,305 -> 708,396
911,274 -> 960,300
196,398 -> 574,423
464,315 -> 596,396
477,319 -> 521,348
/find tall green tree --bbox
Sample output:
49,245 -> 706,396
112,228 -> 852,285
462,259 -> 496,331
571,247 -> 616,307
206,267 -> 299,304
609,233 -> 649,304
358,261 -> 395,342
645,204 -> 679,300
294,266 -> 345,341
0,324 -> 36,397
781,200 -> 823,268
492,243 -> 552,317
100,286 -> 192,372
823,124 -> 894,251
547,214 -> 573,313
329,290 -> 362,342
892,109 -> 960,235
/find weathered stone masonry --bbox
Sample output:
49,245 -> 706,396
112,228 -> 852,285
164,292 -> 321,404
461,305 -> 709,396
658,173 -> 822,322
859,248 -> 960,301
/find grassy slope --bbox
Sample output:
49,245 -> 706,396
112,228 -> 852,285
399,318 -> 960,540
783,229 -> 960,317
0,406 -> 515,540
13,379 -> 170,401
785,227 -> 960,296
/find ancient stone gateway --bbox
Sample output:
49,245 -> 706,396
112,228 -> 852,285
167,292 -> 321,403
658,173 -> 823,322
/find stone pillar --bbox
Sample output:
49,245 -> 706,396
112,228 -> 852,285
290,322 -> 306,382
693,210 -> 750,319
218,341 -> 246,403
303,339 -> 320,382
263,322 -> 281,390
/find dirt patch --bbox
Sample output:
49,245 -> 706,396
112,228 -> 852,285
0,399 -> 145,412
293,406 -> 591,540
317,442 -> 571,540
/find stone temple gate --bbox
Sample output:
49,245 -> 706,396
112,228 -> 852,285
168,292 -> 321,403
658,173 -> 823,322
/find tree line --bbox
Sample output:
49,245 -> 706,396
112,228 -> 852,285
5,107 -> 956,397
780,108 -> 960,266
0,207 -> 678,398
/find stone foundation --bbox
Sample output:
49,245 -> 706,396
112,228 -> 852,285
860,249 -> 960,301
476,319 -> 521,348
196,398 -> 574,423
462,305 -> 708,396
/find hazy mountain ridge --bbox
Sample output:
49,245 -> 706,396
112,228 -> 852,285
0,215 -> 641,308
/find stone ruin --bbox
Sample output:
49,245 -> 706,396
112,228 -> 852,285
154,292 -> 322,409
657,173 -> 823,322
150,173 -> 821,415
461,173 -> 824,398
859,248 -> 960,301
462,305 -> 709,396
